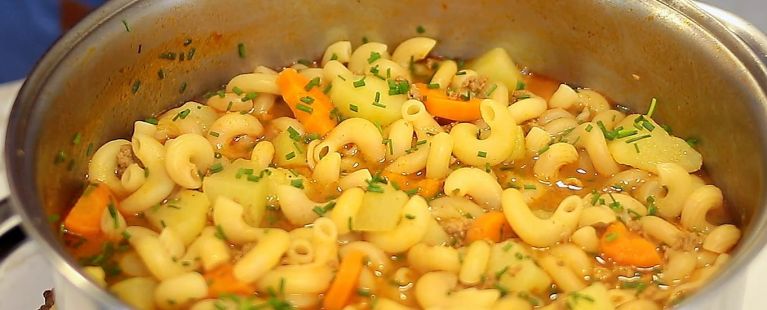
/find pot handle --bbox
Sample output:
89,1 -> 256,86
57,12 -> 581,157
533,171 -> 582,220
696,2 -> 767,66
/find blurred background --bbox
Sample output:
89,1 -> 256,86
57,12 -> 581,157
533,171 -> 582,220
0,0 -> 765,83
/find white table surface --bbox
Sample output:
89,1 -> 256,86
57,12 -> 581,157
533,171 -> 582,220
1,2 -> 766,307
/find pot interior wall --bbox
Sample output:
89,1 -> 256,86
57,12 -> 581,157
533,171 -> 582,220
11,0 -> 767,306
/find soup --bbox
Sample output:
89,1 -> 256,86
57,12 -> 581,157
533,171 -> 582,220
58,36 -> 741,310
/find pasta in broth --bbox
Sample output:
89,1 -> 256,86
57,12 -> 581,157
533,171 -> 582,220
59,36 -> 740,310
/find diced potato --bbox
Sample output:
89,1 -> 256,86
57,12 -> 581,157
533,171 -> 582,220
155,101 -> 218,140
353,183 -> 409,232
202,159 -> 268,226
83,266 -> 106,288
145,190 -> 210,245
329,74 -> 408,126
565,283 -> 614,310
272,130 -> 308,168
608,115 -> 702,173
110,277 -> 158,310
468,48 -> 523,92
486,240 -> 552,294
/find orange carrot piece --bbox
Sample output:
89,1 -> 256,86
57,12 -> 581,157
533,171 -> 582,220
323,250 -> 366,310
204,263 -> 255,297
600,222 -> 662,267
382,171 -> 443,199
276,68 -> 337,136
414,83 -> 482,121
63,183 -> 117,237
465,211 -> 512,243
524,74 -> 559,101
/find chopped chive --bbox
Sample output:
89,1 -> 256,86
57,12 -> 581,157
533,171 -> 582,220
642,120 -> 655,131
416,140 -> 427,145
455,70 -> 467,76
362,36 -> 369,44
237,43 -> 246,58
157,69 -> 165,80
144,117 -> 158,125
235,168 -> 254,179
232,86 -> 243,96
405,214 -> 416,220
209,131 -> 220,137
625,134 -> 651,144
485,83 -> 498,96
477,151 -> 488,158
367,51 -> 382,64
121,20 -> 131,32
284,127 -> 301,142
374,92 -> 381,103
323,83 -> 333,94
538,144 -> 550,155
290,179 -> 304,189
285,152 -> 296,160
300,96 -> 315,104
86,143 -> 95,156
172,109 -> 191,121
646,98 -> 658,117
615,129 -> 638,139
590,191 -> 602,205
242,92 -> 258,101
372,102 -> 386,108
131,80 -> 141,94
304,77 -> 321,91
159,52 -> 176,60
350,104 -> 359,112
495,266 -> 509,279
107,201 -> 119,228
226,101 -> 234,111
183,38 -> 192,46
634,143 -> 640,153
47,214 -> 60,223
297,59 -> 312,66
597,121 -> 615,140
515,80 -> 526,90
337,75 -> 347,81
179,81 -> 187,93
523,184 -> 537,190
686,137 -> 700,147
585,124 -> 593,132
330,53 -> 338,61
209,163 -> 224,173
296,104 -> 313,114
647,196 -> 657,215
605,232 -> 619,242
427,83 -> 441,89
353,77 -> 366,88
72,132 -> 82,145
214,225 -> 228,241
661,124 -> 673,134
416,25 -> 426,33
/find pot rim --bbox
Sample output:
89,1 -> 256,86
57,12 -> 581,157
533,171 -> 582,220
5,0 -> 767,308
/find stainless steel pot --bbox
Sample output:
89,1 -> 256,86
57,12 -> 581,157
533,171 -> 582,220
2,0 -> 767,309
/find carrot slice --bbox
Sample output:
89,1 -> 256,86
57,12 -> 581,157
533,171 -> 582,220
414,83 -> 482,121
382,171 -> 443,199
465,211 -> 513,243
276,68 -> 337,135
204,263 -> 255,297
600,222 -> 662,267
524,74 -> 559,101
63,183 -> 117,237
322,250 -> 366,310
